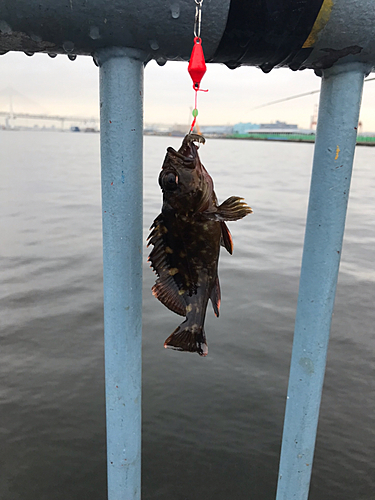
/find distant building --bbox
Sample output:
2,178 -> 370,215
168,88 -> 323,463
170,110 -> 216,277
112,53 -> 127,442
247,128 -> 314,136
169,123 -> 187,134
233,122 -> 260,134
200,125 -> 233,135
259,120 -> 298,130
143,123 -> 172,135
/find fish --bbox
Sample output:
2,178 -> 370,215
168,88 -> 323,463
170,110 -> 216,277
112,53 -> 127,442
147,133 -> 252,356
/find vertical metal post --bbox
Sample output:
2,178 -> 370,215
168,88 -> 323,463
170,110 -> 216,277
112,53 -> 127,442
276,62 -> 369,500
96,47 -> 145,500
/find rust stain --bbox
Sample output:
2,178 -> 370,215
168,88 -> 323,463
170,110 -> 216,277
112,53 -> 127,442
335,145 -> 340,160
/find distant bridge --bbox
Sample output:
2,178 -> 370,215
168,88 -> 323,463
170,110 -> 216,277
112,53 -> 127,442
0,110 -> 99,128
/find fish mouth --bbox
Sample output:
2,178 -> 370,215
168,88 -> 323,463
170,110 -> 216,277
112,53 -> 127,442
167,133 -> 205,165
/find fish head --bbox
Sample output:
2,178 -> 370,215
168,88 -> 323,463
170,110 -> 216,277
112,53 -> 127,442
159,134 -> 212,212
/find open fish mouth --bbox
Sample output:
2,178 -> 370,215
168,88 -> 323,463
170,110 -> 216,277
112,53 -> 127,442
180,133 -> 205,159
182,133 -> 205,146
167,133 -> 205,164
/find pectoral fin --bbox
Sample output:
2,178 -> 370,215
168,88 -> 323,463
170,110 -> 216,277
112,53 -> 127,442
216,197 -> 252,221
202,196 -> 252,222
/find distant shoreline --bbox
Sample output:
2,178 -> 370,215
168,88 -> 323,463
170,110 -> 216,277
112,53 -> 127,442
144,131 -> 375,147
224,134 -> 375,147
3,128 -> 375,147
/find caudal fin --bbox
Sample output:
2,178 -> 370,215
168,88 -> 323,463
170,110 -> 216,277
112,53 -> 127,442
164,321 -> 208,357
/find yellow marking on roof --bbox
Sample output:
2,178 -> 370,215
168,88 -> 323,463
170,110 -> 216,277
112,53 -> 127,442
335,145 -> 340,160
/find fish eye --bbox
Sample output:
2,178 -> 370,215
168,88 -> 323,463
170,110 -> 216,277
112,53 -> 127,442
163,172 -> 178,190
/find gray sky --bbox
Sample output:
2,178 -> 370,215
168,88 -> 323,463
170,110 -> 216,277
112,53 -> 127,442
1,52 -> 375,131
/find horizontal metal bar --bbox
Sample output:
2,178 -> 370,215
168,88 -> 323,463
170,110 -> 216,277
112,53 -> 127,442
0,0 -> 230,60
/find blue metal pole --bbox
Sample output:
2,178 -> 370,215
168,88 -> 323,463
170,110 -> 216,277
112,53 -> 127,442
96,47 -> 145,500
276,62 -> 370,500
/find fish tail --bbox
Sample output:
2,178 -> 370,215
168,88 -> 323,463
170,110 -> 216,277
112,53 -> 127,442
164,321 -> 208,357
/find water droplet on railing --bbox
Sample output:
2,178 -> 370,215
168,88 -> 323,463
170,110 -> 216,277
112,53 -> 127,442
68,54 -> 77,61
171,3 -> 180,18
260,62 -> 274,73
156,57 -> 167,66
30,33 -> 42,42
89,26 -> 100,40
0,20 -> 12,34
63,41 -> 75,53
149,40 -> 159,51
24,51 -> 34,57
226,62 -> 240,70
48,53 -> 57,58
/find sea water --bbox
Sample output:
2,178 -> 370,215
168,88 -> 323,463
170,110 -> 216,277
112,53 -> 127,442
1,131 -> 374,499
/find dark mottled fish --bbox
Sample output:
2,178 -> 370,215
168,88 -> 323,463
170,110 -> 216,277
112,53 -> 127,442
147,134 -> 252,356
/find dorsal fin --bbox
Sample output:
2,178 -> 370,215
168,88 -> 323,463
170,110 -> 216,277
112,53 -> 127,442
147,214 -> 186,316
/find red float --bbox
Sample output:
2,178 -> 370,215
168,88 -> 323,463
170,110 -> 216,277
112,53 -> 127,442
188,37 -> 207,90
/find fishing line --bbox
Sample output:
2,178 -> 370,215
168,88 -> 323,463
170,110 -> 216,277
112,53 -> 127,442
190,89 -> 198,132
252,77 -> 375,110
188,0 -> 208,133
